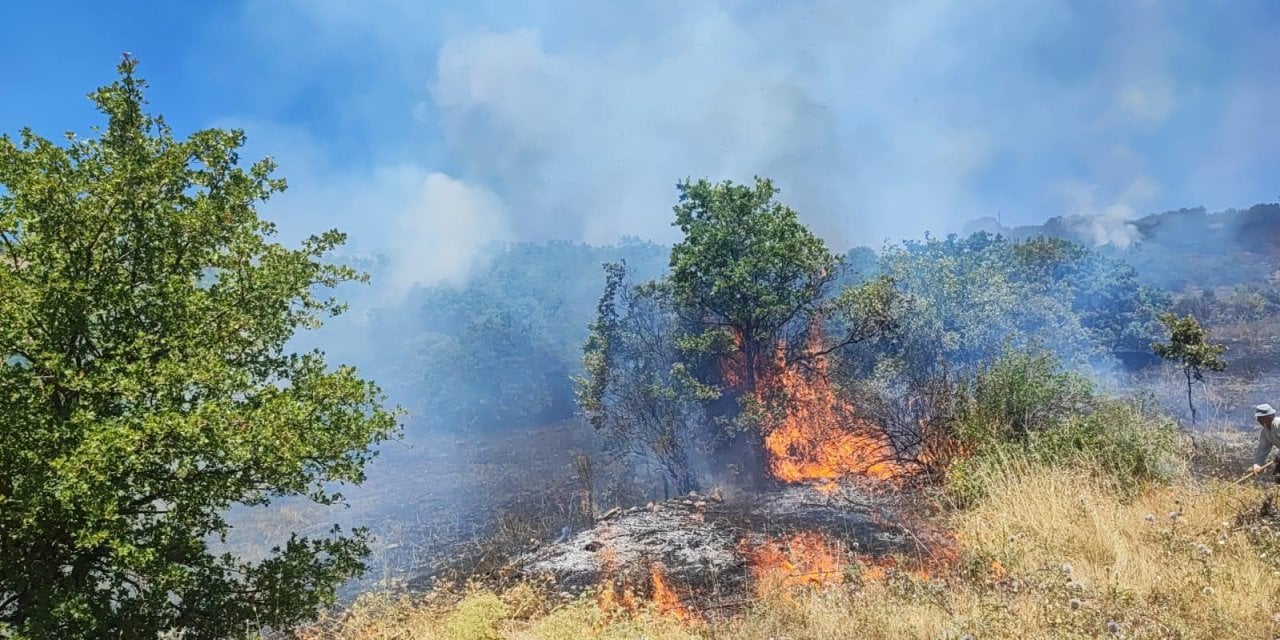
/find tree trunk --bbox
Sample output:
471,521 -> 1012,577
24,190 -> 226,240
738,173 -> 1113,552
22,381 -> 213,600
703,333 -> 772,489
1185,367 -> 1197,426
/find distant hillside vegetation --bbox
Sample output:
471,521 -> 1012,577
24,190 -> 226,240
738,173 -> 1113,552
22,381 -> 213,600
967,204 -> 1280,290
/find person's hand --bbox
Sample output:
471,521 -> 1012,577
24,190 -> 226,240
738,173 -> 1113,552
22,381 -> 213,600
1251,464 -> 1264,475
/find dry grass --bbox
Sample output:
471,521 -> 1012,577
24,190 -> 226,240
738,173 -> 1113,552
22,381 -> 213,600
297,466 -> 1280,639
944,465 -> 1280,638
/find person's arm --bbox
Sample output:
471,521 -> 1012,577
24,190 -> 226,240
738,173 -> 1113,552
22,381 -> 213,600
1254,429 -> 1273,468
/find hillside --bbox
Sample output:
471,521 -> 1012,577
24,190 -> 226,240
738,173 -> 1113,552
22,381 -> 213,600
966,204 -> 1280,290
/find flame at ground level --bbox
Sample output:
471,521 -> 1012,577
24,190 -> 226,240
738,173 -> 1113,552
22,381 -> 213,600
739,532 -> 849,588
596,553 -> 690,620
740,530 -> 956,591
857,554 -> 935,582
648,563 -> 689,619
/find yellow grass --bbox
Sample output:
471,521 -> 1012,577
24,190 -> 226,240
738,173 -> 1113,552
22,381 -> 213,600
298,467 -> 1280,639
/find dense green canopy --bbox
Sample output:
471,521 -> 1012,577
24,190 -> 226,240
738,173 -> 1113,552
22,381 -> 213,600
0,61 -> 398,637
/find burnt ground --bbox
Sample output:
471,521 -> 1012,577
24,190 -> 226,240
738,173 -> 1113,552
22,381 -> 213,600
219,371 -> 1276,607
220,416 -> 952,605
221,419 -> 617,599
512,479 -> 953,608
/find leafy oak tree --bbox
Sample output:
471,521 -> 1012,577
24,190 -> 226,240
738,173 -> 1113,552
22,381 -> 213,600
669,178 -> 838,391
0,60 -> 399,638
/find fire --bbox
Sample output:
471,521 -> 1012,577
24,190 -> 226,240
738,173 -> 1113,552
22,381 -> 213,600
594,542 -> 691,620
725,324 -> 914,484
989,559 -> 1007,581
740,532 -> 849,588
648,563 -> 689,619
597,580 -> 640,614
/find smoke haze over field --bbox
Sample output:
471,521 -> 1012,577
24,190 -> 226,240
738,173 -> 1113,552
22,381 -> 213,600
6,4 -> 1280,603
4,1 -> 1279,290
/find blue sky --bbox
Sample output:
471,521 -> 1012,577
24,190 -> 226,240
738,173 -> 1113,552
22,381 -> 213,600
2,1 -> 1278,289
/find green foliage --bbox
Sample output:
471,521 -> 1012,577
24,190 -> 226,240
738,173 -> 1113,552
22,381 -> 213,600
1174,285 -> 1273,325
576,265 -> 709,492
858,234 -> 1168,382
1152,312 -> 1227,424
1152,312 -> 1227,374
583,178 -> 900,483
669,177 -> 840,387
946,349 -> 1185,506
952,348 -> 1095,444
0,60 -> 398,637
1034,399 -> 1186,485
442,592 -> 508,640
577,262 -> 627,424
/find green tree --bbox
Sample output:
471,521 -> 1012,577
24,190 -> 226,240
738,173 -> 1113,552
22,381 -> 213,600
396,239 -> 668,432
863,233 -> 1168,381
586,178 -> 898,484
669,177 -> 840,394
0,60 -> 398,637
577,264 -> 711,494
1152,312 -> 1226,424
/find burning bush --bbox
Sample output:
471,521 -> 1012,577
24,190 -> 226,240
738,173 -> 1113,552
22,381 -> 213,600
579,179 -> 902,491
750,330 -> 917,484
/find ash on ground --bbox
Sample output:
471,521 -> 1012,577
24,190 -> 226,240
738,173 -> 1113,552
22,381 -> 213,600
514,479 -> 933,600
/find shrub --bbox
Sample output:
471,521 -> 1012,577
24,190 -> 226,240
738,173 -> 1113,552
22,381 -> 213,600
442,593 -> 510,640
952,347 -> 1095,443
946,348 -> 1186,505
1032,399 -> 1187,490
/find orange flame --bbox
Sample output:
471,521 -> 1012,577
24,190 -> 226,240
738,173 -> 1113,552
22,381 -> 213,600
739,532 -> 849,588
597,580 -> 640,614
857,554 -> 934,582
648,563 -> 689,619
724,324 -> 914,483
595,543 -> 691,620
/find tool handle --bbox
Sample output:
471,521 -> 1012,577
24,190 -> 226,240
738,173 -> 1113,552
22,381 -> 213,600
1234,459 -> 1277,485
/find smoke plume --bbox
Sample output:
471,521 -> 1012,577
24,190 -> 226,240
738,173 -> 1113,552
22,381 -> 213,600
223,0 -> 1280,285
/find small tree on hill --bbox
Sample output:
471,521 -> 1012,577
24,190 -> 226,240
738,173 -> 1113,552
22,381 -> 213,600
0,59 -> 399,637
1152,312 -> 1226,425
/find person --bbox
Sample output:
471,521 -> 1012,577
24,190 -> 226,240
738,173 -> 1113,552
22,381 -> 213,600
1250,404 -> 1280,480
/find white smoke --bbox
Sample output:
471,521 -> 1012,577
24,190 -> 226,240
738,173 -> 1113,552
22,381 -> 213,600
388,173 -> 512,293
228,0 -> 1280,279
1055,176 -> 1159,249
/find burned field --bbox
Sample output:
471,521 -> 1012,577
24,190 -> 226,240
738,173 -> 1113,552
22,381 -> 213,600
514,479 -> 952,616
204,190 -> 1280,635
